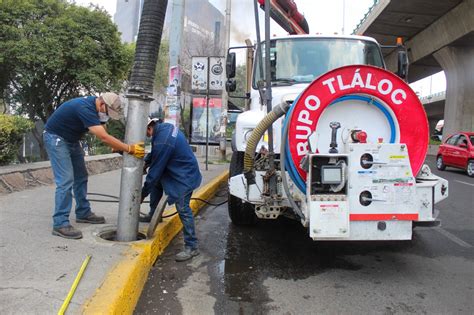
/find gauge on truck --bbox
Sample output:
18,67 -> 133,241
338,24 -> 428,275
321,165 -> 343,185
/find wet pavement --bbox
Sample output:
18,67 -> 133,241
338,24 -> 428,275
136,157 -> 474,314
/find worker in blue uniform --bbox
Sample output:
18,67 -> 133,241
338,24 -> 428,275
44,93 -> 145,239
141,118 -> 202,262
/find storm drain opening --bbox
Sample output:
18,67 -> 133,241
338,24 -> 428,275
97,227 -> 146,242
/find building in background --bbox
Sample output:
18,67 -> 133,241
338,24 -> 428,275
114,0 -> 144,43
182,0 -> 224,56
114,0 -> 224,128
114,0 -> 223,50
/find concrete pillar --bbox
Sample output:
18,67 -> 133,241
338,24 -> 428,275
434,46 -> 474,138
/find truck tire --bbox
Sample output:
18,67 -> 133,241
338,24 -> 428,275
228,151 -> 257,225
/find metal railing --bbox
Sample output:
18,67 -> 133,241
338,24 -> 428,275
352,0 -> 380,35
419,91 -> 446,103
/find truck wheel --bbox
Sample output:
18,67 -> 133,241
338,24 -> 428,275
436,155 -> 446,171
467,160 -> 474,177
228,151 -> 257,225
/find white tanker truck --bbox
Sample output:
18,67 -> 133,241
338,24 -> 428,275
225,34 -> 449,241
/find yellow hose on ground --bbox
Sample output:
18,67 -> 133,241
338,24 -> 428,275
58,254 -> 92,315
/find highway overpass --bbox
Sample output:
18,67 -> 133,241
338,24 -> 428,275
354,0 -> 473,137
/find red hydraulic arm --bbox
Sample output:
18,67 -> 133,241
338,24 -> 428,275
257,0 -> 309,35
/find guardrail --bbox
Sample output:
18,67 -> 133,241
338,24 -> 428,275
419,91 -> 446,102
353,0 -> 380,34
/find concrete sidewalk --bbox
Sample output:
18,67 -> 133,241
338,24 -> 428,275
0,159 -> 229,314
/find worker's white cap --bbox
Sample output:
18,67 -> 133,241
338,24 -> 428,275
147,117 -> 160,126
101,92 -> 122,120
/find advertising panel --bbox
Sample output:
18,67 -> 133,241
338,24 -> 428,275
209,57 -> 225,91
190,96 -> 222,144
191,57 -> 208,91
168,65 -> 181,96
164,96 -> 180,127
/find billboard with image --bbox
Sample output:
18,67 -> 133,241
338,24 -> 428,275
190,97 -> 222,144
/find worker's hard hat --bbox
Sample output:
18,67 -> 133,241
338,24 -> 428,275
101,92 -> 122,120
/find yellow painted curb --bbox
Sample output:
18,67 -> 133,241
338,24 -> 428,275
81,170 -> 229,315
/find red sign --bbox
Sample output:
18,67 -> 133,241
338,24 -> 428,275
192,98 -> 222,108
288,65 -> 428,181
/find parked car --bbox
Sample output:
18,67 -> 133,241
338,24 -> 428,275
436,132 -> 474,177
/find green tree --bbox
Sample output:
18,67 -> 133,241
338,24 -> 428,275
84,119 -> 125,155
232,64 -> 249,109
154,39 -> 169,90
0,0 -> 134,159
0,114 -> 34,165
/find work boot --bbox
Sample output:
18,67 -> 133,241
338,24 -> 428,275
139,214 -> 152,223
175,247 -> 200,262
76,212 -> 105,224
52,225 -> 83,239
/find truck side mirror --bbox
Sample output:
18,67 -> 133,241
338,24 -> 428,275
397,49 -> 408,80
226,79 -> 236,92
226,52 -> 236,78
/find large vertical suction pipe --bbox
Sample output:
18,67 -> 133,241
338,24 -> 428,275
116,95 -> 150,242
116,0 -> 168,242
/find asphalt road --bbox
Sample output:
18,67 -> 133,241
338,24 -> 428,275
136,156 -> 474,314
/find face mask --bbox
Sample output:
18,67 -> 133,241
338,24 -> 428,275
98,112 -> 110,123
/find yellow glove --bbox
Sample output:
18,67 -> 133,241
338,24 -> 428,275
128,142 -> 145,159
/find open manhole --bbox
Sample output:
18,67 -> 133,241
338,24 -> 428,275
97,195 -> 169,242
97,228 -> 146,242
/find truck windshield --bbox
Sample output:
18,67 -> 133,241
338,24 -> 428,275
253,38 -> 384,87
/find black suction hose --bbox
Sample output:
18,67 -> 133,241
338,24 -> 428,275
86,192 -> 228,218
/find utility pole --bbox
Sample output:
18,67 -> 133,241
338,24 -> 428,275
205,57 -> 210,171
219,0 -> 231,161
166,0 -> 185,127
342,0 -> 346,35
169,0 -> 184,67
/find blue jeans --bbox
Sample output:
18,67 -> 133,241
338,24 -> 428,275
149,184 -> 197,250
43,131 -> 92,228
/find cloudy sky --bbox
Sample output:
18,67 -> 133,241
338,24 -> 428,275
72,0 -> 445,95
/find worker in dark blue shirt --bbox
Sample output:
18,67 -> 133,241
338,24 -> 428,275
141,118 -> 202,262
44,93 -> 145,239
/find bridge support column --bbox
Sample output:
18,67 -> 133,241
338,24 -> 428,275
434,46 -> 474,138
